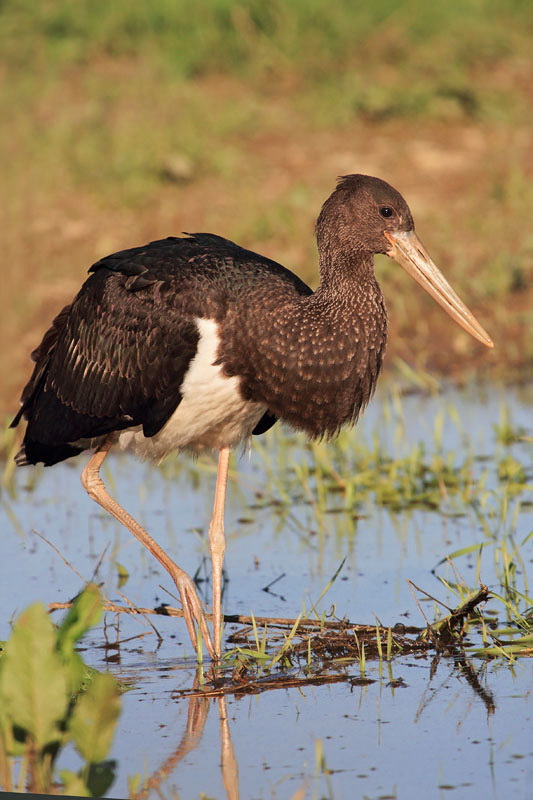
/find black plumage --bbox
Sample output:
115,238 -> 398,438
12,200 -> 385,462
11,174 -> 492,659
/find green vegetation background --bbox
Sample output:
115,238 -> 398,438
2,0 -> 532,415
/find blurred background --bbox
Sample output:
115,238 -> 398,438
2,0 -> 532,417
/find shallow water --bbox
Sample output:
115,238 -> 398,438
1,383 -> 532,799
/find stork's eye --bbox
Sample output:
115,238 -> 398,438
379,206 -> 394,218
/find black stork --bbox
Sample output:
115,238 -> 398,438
11,175 -> 493,660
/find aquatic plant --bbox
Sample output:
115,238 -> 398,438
0,584 -> 121,796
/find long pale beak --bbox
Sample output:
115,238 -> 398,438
385,230 -> 493,348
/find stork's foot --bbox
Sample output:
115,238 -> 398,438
173,569 -> 215,660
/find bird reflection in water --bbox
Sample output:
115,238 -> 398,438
129,693 -> 240,800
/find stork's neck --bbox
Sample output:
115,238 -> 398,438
221,243 -> 387,439
314,238 -> 380,310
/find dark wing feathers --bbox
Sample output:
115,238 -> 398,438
12,233 -> 308,464
50,274 -> 184,420
14,261 -> 200,464
55,271 -> 196,429
90,234 -> 312,298
11,302 -> 73,429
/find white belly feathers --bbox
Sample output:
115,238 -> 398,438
117,318 -> 266,460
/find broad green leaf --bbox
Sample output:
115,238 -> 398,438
70,672 -> 120,763
56,583 -> 103,654
56,584 -> 104,695
0,659 -> 25,757
86,760 -> 117,797
1,603 -> 68,748
59,769 -> 90,797
62,651 -> 87,697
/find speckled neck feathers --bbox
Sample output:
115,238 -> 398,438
220,242 -> 387,439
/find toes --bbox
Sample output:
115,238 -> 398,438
177,578 -> 215,658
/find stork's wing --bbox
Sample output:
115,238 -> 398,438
12,233 -> 311,463
12,267 -> 200,455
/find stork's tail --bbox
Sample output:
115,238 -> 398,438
14,439 -> 83,467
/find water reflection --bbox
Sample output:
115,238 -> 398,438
415,653 -> 496,721
110,640 -> 527,800
129,690 -> 239,800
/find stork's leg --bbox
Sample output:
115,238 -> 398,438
209,446 -> 231,658
81,435 -> 214,659
218,695 -> 240,799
